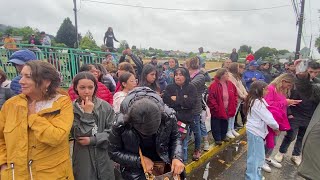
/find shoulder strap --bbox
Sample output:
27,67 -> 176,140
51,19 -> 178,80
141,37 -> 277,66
139,148 -> 151,179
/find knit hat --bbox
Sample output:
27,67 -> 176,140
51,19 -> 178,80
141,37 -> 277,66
9,49 -> 37,65
129,98 -> 161,136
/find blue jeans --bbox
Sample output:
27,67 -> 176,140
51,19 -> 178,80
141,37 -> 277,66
200,116 -> 208,137
182,115 -> 201,162
228,102 -> 241,131
246,131 -> 265,180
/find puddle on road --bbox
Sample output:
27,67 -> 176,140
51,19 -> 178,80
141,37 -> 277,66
188,139 -> 247,180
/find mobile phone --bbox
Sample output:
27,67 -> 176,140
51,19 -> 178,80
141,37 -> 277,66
296,59 -> 309,73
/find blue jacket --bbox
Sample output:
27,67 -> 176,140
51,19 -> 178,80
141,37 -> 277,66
242,70 -> 265,90
10,76 -> 22,95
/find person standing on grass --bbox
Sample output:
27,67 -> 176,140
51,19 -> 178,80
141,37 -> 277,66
207,68 -> 238,145
244,81 -> 279,180
230,48 -> 239,62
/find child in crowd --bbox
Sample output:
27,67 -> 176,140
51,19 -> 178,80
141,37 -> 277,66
139,64 -> 160,93
113,72 -> 137,113
244,81 -> 279,180
71,72 -> 115,180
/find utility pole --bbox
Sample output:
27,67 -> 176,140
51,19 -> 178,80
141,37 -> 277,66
73,0 -> 79,48
308,34 -> 312,58
295,0 -> 305,60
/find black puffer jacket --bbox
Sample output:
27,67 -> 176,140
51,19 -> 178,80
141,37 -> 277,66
163,72 -> 197,124
108,87 -> 183,180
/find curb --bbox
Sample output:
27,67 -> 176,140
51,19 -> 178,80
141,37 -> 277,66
185,127 -> 246,174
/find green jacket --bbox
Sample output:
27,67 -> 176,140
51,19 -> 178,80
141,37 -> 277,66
297,77 -> 320,179
72,98 -> 115,180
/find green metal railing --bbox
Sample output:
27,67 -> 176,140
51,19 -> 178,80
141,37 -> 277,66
0,43 -> 120,88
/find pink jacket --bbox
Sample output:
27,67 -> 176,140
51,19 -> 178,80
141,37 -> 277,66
264,85 -> 290,149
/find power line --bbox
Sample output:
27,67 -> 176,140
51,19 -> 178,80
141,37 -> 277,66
81,0 -> 292,12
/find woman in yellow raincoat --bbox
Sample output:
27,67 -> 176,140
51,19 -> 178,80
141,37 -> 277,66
0,61 -> 74,180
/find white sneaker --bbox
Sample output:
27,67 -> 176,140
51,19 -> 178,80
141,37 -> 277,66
262,163 -> 271,173
266,158 -> 282,168
203,141 -> 210,151
274,152 -> 284,163
226,131 -> 235,139
291,156 -> 301,166
232,129 -> 240,137
262,176 -> 265,180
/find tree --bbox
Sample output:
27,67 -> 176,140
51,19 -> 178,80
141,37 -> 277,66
254,47 -> 278,60
132,45 -> 137,50
316,36 -> 320,53
5,26 -> 35,41
238,45 -> 252,54
56,18 -> 78,48
117,40 -> 128,53
79,31 -> 99,51
278,49 -> 290,55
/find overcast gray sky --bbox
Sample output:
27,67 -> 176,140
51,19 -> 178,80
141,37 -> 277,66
1,0 -> 319,57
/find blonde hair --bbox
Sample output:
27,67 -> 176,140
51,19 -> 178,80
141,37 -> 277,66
186,57 -> 200,70
270,73 -> 294,97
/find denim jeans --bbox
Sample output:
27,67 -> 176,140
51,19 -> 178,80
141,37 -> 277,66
200,118 -> 208,137
279,126 -> 307,156
211,117 -> 228,142
182,115 -> 201,162
246,131 -> 265,180
228,102 -> 241,131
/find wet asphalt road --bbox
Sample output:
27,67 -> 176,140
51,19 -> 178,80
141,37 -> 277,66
188,133 -> 305,180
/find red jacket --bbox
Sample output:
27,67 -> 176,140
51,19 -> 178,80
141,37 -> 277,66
207,78 -> 238,120
68,82 -> 113,105
246,54 -> 255,62
115,81 -> 122,93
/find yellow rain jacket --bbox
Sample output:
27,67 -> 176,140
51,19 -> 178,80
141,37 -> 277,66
0,94 -> 74,180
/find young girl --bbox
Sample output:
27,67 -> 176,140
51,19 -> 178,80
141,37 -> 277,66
244,81 -> 279,180
113,72 -> 137,113
71,72 -> 115,180
139,64 -> 160,93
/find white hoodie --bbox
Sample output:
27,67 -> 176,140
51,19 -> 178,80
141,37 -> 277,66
246,99 -> 279,138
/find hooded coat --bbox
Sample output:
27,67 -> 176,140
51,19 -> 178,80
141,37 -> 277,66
163,68 -> 197,124
0,94 -> 74,180
108,87 -> 183,180
72,98 -> 115,180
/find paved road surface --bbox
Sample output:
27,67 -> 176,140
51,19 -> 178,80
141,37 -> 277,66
188,133 -> 305,180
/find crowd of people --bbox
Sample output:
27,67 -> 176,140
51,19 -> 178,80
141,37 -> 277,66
0,47 -> 319,180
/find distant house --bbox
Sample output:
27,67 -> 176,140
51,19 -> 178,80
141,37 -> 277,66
277,52 -> 295,63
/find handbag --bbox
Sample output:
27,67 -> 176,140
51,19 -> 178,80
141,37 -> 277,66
139,148 -> 180,180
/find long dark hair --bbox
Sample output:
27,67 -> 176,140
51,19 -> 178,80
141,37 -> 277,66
73,72 -> 98,98
94,63 -> 107,82
139,64 -> 159,91
243,81 -> 268,116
